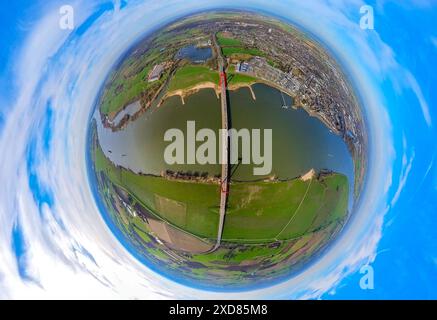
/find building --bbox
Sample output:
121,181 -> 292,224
148,64 -> 164,82
236,62 -> 249,73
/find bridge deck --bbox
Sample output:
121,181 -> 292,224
209,35 -> 229,252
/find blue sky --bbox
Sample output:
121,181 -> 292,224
324,2 -> 437,298
0,0 -> 436,299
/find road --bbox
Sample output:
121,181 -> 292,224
209,34 -> 230,252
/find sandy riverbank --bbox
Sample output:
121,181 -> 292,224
163,81 -> 259,105
163,82 -> 220,105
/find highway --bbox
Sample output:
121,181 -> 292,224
209,34 -> 230,252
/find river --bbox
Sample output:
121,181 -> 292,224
95,83 -> 354,188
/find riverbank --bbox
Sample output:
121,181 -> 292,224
163,82 -> 220,105
162,80 -> 259,105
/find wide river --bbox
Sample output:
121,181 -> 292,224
96,83 -> 354,187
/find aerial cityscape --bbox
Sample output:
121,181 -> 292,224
1,0 -> 436,301
90,11 -> 367,288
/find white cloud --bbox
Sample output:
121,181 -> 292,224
391,135 -> 415,206
431,36 -> 437,49
405,71 -> 432,127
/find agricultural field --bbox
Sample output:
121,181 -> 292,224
225,175 -> 348,241
222,47 -> 265,57
217,32 -> 244,47
217,32 -> 265,58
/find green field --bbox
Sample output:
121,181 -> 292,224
225,176 -> 348,241
94,139 -> 348,242
217,32 -> 266,58
94,143 -> 220,238
226,64 -> 258,85
228,73 -> 258,85
98,26 -> 265,117
100,65 -> 152,116
222,47 -> 265,58
167,64 -> 219,92
166,63 -> 258,94
99,46 -> 173,117
217,33 -> 244,47
99,25 -> 207,117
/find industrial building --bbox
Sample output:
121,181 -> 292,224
148,64 -> 164,82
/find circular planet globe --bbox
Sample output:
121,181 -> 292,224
88,11 -> 367,290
